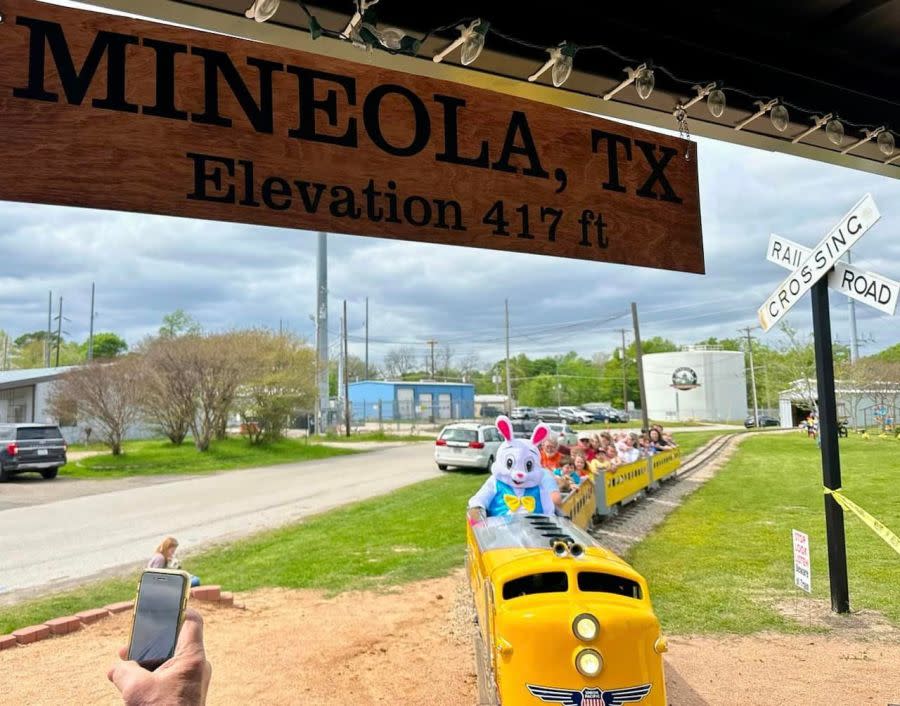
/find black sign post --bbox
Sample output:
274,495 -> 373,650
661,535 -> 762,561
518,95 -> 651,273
810,279 -> 850,613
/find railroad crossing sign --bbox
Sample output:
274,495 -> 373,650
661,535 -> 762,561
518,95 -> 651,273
757,193 -> 880,331
767,234 -> 899,316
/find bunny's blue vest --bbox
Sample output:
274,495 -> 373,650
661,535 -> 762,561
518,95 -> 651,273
487,480 -> 544,516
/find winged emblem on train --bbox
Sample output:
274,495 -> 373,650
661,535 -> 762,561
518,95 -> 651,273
527,683 -> 652,705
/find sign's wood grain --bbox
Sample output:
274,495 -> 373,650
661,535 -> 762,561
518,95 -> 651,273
0,0 -> 704,272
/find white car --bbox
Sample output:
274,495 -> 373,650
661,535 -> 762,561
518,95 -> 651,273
434,423 -> 503,472
558,406 -> 595,424
543,422 -> 578,446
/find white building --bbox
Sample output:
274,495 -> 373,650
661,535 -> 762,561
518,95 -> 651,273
779,379 -> 900,429
643,347 -> 748,422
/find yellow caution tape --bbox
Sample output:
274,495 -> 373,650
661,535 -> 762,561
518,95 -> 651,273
824,488 -> 900,557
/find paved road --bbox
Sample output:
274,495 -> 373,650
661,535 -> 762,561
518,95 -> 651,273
0,443 -> 440,603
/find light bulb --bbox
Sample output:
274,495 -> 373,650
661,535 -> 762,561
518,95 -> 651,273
825,118 -> 844,145
460,30 -> 485,65
770,103 -> 790,132
379,27 -> 405,51
877,130 -> 895,156
635,67 -> 655,100
552,52 -> 573,87
252,0 -> 280,22
707,88 -> 726,118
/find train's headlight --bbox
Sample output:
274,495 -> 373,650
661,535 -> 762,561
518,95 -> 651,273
575,648 -> 603,677
572,613 -> 599,642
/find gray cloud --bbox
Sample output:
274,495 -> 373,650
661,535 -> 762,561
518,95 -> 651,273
1,133 -> 899,368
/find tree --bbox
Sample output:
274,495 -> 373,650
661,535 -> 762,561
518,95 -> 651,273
236,333 -> 315,443
871,342 -> 900,363
328,354 -> 367,396
48,359 -> 142,455
12,330 -> 83,369
83,332 -> 127,359
159,309 -> 202,338
383,345 -> 418,378
136,337 -> 198,445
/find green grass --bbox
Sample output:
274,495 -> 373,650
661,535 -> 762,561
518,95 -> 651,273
628,433 -> 900,634
63,437 -> 357,479
0,471 -> 487,634
675,430 -> 738,456
574,419 -> 727,431
319,431 -> 429,443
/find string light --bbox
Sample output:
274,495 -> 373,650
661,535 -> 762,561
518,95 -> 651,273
840,126 -> 884,156
244,0 -> 280,23
432,19 -> 489,66
603,63 -> 653,101
235,8 -> 897,166
528,42 -> 578,87
734,98 -> 778,131
791,113 -> 832,145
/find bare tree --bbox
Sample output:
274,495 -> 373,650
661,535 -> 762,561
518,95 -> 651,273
383,345 -> 418,378
436,344 -> 455,376
48,359 -> 141,455
458,352 -> 481,380
137,337 -> 197,445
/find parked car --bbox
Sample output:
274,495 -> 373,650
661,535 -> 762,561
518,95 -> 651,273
543,422 -> 578,446
510,407 -> 536,420
0,423 -> 67,481
510,420 -> 538,439
581,404 -> 628,423
480,405 -> 503,418
557,406 -> 595,424
434,423 -> 503,471
745,415 -> 780,428
535,407 -> 563,423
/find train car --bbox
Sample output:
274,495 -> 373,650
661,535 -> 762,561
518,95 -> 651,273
590,448 -> 682,520
466,514 -> 668,705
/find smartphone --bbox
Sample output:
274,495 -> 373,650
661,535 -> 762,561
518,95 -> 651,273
127,569 -> 190,671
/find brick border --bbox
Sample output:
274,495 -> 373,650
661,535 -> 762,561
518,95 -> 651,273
1,585 -> 235,650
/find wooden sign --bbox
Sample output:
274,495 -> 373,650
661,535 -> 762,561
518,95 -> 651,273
0,0 -> 704,272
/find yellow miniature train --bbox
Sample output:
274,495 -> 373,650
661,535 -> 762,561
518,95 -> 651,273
466,514 -> 668,705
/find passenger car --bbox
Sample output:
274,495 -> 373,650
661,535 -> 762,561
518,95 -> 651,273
535,407 -> 563,422
0,423 -> 67,481
744,414 -> 780,428
510,420 -> 538,440
467,515 -> 668,705
544,422 -> 578,446
558,406 -> 595,424
510,407 -> 536,420
434,423 -> 503,471
582,404 -> 629,423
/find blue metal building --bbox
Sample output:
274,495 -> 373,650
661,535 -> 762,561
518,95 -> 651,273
348,381 -> 475,422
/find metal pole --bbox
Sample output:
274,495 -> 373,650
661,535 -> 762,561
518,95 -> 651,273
505,300 -> 512,414
316,232 -> 328,435
343,299 -> 350,437
365,296 -> 369,380
88,282 -> 95,361
55,296 -> 63,367
741,327 -> 760,427
46,290 -> 52,367
620,328 -> 628,411
631,302 -> 649,431
810,279 -> 850,613
426,339 -> 437,379
847,251 -> 860,364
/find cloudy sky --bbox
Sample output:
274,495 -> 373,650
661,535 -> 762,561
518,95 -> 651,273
2,133 -> 899,369
2,38 -> 899,371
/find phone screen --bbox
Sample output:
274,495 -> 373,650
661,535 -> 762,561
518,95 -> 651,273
128,572 -> 187,670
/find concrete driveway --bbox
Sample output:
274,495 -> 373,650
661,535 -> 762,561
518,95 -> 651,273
0,443 -> 443,603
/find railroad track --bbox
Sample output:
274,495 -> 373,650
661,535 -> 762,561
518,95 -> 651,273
587,432 -> 749,554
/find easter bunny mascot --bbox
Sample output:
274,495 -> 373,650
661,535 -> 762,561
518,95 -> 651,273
467,416 -> 558,520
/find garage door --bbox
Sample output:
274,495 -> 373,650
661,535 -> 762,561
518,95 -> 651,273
438,393 -> 452,419
397,388 -> 414,419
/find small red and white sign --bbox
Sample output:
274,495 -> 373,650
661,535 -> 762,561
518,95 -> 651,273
792,529 -> 811,593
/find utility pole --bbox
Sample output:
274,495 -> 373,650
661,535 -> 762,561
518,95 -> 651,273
631,303 -> 649,431
343,299 -> 350,437
740,326 -> 760,427
45,290 -> 52,367
55,296 -> 63,367
88,282 -> 96,361
847,251 -> 860,364
364,296 -> 369,380
505,299 -> 512,414
619,328 -> 629,411
316,232 -> 328,435
2,335 -> 8,371
426,339 -> 438,379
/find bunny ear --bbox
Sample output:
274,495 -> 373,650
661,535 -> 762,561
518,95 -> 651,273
530,423 -> 550,447
496,415 -> 513,441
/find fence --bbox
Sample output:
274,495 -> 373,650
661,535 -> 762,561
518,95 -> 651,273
350,398 -> 476,425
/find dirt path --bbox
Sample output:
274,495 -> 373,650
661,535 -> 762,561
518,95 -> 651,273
2,572 -> 897,705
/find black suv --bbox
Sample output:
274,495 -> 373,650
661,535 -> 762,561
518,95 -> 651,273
0,424 -> 67,481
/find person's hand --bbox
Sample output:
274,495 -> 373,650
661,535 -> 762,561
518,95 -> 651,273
108,608 -> 212,705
